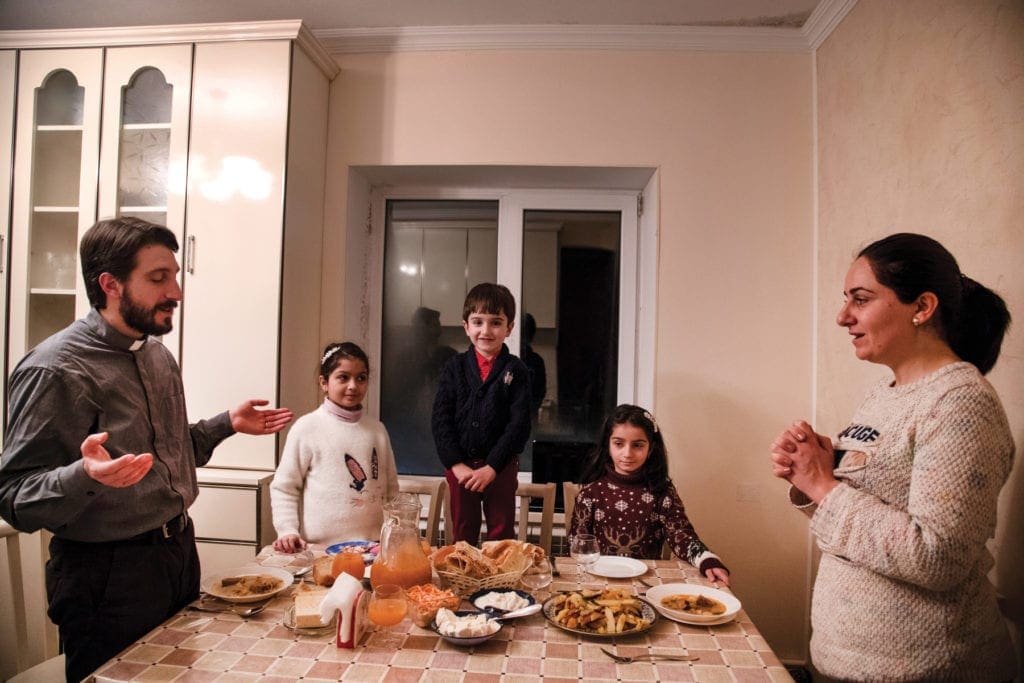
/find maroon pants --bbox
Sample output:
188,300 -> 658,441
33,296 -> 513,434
445,457 -> 519,544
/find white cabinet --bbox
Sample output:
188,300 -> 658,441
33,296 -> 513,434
182,38 -> 332,469
193,469 -> 274,578
8,49 -> 102,365
0,51 -> 15,446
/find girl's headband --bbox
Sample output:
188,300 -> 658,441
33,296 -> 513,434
321,345 -> 342,365
643,410 -> 659,433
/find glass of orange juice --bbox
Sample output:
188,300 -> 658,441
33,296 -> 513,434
368,584 -> 406,647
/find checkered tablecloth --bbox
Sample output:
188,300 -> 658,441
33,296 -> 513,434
92,557 -> 792,682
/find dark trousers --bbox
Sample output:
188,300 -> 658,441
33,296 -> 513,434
445,457 -> 519,544
46,518 -> 200,682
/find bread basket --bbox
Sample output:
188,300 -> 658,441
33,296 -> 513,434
434,567 -> 526,597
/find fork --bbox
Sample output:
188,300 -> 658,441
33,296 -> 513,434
600,647 -> 698,663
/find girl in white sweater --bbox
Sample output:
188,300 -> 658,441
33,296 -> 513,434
272,342 -> 399,553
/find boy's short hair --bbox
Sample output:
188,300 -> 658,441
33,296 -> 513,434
462,283 -> 516,322
80,216 -> 179,309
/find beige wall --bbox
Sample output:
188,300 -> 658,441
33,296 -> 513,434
817,0 -> 1024,663
323,49 -> 816,660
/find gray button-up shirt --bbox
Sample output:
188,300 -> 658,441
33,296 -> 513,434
0,309 -> 234,541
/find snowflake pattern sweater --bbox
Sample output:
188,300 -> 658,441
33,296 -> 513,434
570,467 -> 725,574
793,362 -> 1016,681
271,406 -> 399,544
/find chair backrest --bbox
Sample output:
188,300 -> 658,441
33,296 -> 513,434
515,481 -> 555,556
2,520 -> 29,672
562,481 -> 581,539
2,523 -> 62,680
397,476 -> 447,547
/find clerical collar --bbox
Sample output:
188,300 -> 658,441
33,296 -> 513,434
321,397 -> 363,423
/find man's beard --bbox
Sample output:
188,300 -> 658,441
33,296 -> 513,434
120,290 -> 176,337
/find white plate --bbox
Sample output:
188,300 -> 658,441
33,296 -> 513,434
201,566 -> 293,603
643,583 -> 741,625
587,555 -> 649,578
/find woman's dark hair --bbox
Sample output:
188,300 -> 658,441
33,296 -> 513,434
462,283 -> 516,323
319,342 -> 370,378
580,404 -> 670,494
858,232 -> 1011,374
80,216 -> 179,309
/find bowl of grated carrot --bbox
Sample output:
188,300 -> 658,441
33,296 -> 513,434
406,584 -> 462,628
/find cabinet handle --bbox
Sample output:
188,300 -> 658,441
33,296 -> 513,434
186,235 -> 196,274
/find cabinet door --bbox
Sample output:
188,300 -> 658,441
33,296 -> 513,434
98,44 -> 193,361
9,49 -> 102,367
182,41 -> 291,469
0,51 -> 15,442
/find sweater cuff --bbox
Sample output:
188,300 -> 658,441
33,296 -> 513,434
808,481 -> 850,553
697,555 -> 728,576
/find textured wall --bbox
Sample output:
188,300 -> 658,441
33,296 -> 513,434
817,0 -> 1024,663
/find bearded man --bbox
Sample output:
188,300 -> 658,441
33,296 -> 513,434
0,216 -> 293,682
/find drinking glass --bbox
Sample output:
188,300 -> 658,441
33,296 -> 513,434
520,563 -> 554,596
368,584 -> 407,647
569,533 -> 600,580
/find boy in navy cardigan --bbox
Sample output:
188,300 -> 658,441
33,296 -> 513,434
431,283 -> 532,544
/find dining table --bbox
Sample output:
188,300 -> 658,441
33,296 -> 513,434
89,551 -> 792,682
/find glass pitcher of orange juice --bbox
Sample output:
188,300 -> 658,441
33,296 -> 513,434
370,494 -> 432,589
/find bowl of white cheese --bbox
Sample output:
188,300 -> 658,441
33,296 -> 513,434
430,608 -> 503,646
469,588 -> 535,614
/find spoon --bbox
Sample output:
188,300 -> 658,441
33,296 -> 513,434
495,603 -> 542,621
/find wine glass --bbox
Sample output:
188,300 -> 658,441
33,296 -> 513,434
367,584 -> 407,648
569,533 -> 600,580
520,563 -> 554,597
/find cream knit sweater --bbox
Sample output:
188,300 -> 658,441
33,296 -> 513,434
271,407 -> 399,544
795,362 -> 1016,681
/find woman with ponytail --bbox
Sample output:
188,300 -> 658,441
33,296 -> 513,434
770,233 -> 1015,681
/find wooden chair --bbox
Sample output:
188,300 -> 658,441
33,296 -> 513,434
2,522 -> 64,682
514,481 -> 555,557
397,476 -> 447,547
560,481 -> 670,559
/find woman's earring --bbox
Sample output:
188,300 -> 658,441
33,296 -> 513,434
912,317 -> 920,326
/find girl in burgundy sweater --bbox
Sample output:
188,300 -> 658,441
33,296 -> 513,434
569,404 -> 730,586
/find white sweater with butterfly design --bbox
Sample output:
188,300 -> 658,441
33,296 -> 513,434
271,406 -> 399,544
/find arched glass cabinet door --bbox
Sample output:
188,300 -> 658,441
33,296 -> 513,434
9,49 -> 102,366
99,45 -> 192,358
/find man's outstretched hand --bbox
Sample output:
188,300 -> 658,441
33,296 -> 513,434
230,399 -> 294,435
81,432 -> 154,488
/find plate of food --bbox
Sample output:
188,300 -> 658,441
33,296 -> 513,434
325,540 -> 380,561
469,587 -> 535,614
200,566 -> 293,603
542,588 -> 657,638
284,604 -> 336,635
643,583 -> 741,625
587,555 -> 649,579
430,609 -> 503,646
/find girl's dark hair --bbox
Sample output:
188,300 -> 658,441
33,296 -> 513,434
858,233 -> 1011,375
319,342 -> 370,378
580,404 -> 670,494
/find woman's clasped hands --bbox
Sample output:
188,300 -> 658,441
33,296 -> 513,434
770,420 -> 839,504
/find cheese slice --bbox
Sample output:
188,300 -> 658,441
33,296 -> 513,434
294,587 -> 329,628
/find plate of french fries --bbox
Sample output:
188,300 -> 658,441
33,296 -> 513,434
541,588 -> 657,638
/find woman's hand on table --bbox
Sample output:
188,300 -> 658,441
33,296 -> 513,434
770,420 -> 839,504
273,534 -> 307,553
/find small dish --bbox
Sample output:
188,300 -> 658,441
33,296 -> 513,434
325,540 -> 379,562
468,587 -> 535,614
587,556 -> 649,578
284,604 -> 336,635
430,610 -> 503,646
643,583 -> 741,625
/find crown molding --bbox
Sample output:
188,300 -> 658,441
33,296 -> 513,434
802,0 -> 858,49
315,0 -> 857,55
0,19 -> 339,78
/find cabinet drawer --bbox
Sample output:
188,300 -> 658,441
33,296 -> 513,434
191,485 -> 258,542
197,541 -> 259,579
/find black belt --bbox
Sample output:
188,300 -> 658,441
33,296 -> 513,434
126,512 -> 189,543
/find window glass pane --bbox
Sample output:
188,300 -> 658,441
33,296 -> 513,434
380,200 -> 499,475
523,210 -> 620,509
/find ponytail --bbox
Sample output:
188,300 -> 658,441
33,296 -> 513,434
951,276 -> 1011,375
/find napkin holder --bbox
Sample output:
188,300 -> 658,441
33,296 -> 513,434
336,591 -> 370,648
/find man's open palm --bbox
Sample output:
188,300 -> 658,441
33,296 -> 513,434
81,432 -> 154,488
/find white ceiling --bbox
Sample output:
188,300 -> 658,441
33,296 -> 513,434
0,0 -> 824,31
